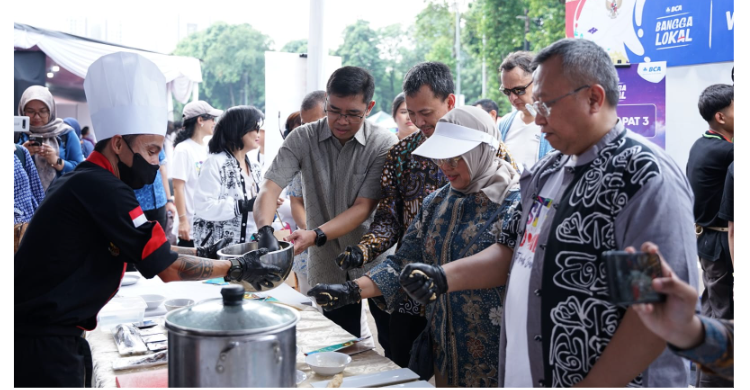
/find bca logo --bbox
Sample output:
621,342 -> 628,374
642,66 -> 662,73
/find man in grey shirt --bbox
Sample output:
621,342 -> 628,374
399,38 -> 699,387
253,66 -> 398,339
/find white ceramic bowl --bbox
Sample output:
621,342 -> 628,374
140,294 -> 166,310
305,352 -> 351,376
164,298 -> 195,312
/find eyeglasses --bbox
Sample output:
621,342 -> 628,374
324,98 -> 366,124
24,108 -> 50,119
501,80 -> 533,97
532,85 -> 591,118
431,156 -> 463,168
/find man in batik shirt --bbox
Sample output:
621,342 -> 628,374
333,62 -> 517,367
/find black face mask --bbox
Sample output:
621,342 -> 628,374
117,140 -> 160,190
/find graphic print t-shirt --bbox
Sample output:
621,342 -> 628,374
503,159 -> 570,387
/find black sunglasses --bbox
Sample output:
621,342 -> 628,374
501,80 -> 533,97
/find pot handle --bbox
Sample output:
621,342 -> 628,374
215,335 -> 283,373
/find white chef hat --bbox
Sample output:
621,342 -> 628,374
84,52 -> 167,141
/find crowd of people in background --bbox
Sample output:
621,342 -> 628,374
14,37 -> 733,388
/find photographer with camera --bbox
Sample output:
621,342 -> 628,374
16,86 -> 84,191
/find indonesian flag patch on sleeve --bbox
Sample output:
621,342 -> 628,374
129,206 -> 148,228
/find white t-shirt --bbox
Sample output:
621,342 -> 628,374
501,111 -> 543,172
170,138 -> 208,240
503,158 -> 571,387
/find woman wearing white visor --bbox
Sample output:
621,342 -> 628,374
307,106 -> 522,387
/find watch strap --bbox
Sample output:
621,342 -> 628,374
313,228 -> 327,247
225,258 -> 243,282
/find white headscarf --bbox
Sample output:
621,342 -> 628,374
18,86 -> 73,190
17,86 -> 72,139
439,106 -> 519,203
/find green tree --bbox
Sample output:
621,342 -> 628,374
172,22 -> 272,119
333,20 -> 389,112
409,1 -> 486,106
281,39 -> 308,53
467,0 -> 566,114
377,23 -> 424,112
527,0 -> 566,51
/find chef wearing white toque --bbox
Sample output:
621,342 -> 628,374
14,52 -> 283,388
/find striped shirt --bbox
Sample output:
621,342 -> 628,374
14,147 -> 45,224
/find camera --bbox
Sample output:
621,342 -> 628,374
14,116 -> 30,133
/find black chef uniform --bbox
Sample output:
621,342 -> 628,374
15,151 -> 177,387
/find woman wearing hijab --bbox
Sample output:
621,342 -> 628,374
191,106 -> 264,250
17,86 -> 84,190
307,106 -> 522,387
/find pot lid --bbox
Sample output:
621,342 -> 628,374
165,285 -> 299,335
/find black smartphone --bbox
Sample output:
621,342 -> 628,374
602,250 -> 666,305
29,136 -> 43,146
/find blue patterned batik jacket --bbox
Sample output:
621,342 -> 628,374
367,185 -> 522,387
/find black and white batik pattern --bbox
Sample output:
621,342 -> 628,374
544,137 -> 660,388
192,153 -> 261,247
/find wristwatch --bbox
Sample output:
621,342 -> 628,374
56,157 -> 62,167
224,258 -> 243,282
313,228 -> 327,247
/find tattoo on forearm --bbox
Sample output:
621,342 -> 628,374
175,256 -> 214,280
171,246 -> 197,256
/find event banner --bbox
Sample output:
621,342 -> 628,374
616,61 -> 666,148
566,0 -> 734,67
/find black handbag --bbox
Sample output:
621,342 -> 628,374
407,204 -> 506,380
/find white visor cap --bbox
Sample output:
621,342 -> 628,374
412,121 -> 500,159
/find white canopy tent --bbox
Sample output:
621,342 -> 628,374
14,23 -> 202,105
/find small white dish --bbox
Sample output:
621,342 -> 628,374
305,352 -> 351,376
296,370 -> 307,385
120,273 -> 141,286
310,368 -> 420,388
164,298 -> 195,312
140,294 -> 166,310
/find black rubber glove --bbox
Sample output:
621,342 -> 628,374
306,281 -> 361,311
235,248 -> 284,291
237,197 -> 256,215
399,263 -> 448,305
196,236 -> 233,259
335,245 -> 366,271
256,225 -> 280,252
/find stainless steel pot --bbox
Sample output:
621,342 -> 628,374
218,241 -> 295,292
166,285 -> 300,388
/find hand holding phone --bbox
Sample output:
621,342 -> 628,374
29,136 -> 43,147
603,250 -> 666,305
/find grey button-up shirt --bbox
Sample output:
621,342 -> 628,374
264,117 -> 398,287
498,122 -> 700,387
